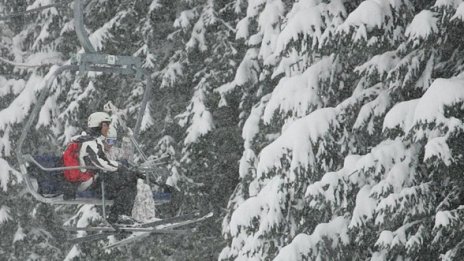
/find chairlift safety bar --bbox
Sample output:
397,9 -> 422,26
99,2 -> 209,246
24,154 -> 100,171
74,0 -> 96,53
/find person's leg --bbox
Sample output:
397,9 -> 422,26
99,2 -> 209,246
112,179 -> 137,215
77,178 -> 94,192
104,168 -> 137,222
62,181 -> 78,200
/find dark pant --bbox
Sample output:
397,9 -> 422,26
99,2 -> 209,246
94,166 -> 138,217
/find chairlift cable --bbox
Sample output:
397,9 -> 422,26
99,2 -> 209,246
0,0 -> 73,21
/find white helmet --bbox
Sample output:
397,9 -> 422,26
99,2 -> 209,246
88,112 -> 111,128
107,125 -> 118,140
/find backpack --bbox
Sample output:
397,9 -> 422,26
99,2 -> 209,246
62,141 -> 94,182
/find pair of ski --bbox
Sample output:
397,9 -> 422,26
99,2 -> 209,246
64,211 -> 213,249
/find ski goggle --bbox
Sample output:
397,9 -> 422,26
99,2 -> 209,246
106,138 -> 117,146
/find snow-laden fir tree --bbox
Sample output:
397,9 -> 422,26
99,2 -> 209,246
143,0 -> 245,258
221,0 -> 464,260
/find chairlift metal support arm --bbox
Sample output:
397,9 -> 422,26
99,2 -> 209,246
16,65 -> 78,175
74,0 -> 96,53
72,0 -> 148,138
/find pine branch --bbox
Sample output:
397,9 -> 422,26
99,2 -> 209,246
0,0 -> 73,20
215,17 -> 236,33
0,56 -> 58,68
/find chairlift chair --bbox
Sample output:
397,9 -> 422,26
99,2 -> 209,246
14,0 -> 166,208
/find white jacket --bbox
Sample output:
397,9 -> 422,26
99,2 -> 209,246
79,136 -> 119,172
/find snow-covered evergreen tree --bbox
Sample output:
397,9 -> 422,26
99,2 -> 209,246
221,0 -> 464,260
142,0 -> 245,258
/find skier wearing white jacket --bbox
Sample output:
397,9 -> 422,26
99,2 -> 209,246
103,125 -> 132,162
104,125 -> 157,222
81,112 -> 138,224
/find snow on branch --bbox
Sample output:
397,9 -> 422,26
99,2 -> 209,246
274,0 -> 323,55
186,14 -> 208,51
161,59 -> 184,89
0,159 -> 22,192
434,208 -> 464,230
306,155 -> 359,204
257,107 -> 339,178
355,51 -> 400,79
229,176 -> 283,236
245,0 -> 267,18
383,99 -> 419,133
0,205 -> 12,225
0,55 -> 58,68
257,0 -> 284,63
37,79 -> 62,129
0,159 -> 12,192
337,0 -> 393,36
88,10 -> 129,51
224,176 -> 285,260
177,78 -> 214,145
13,224 -> 26,243
374,183 -> 431,227
412,77 -> 464,140
348,139 -> 408,187
0,77 -> 26,97
434,0 -> 463,8
239,97 -> 269,180
424,137 -> 453,165
0,0 -> 67,20
31,11 -> 57,50
242,95 -> 269,149
353,87 -> 391,134
58,81 -> 96,121
451,3 -> 464,21
262,56 -> 334,125
274,216 -> 350,261
349,185 -> 377,228
174,9 -> 199,30
149,0 -> 162,12
0,126 -> 12,157
215,48 -> 260,96
374,221 -> 421,252
140,102 -> 155,132
405,10 -> 439,42
0,72 -> 47,132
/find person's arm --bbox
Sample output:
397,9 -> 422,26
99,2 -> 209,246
80,140 -> 119,172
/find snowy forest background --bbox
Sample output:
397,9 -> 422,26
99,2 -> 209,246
1,0 -> 464,260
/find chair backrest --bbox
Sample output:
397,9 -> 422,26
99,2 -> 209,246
28,155 -> 64,195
